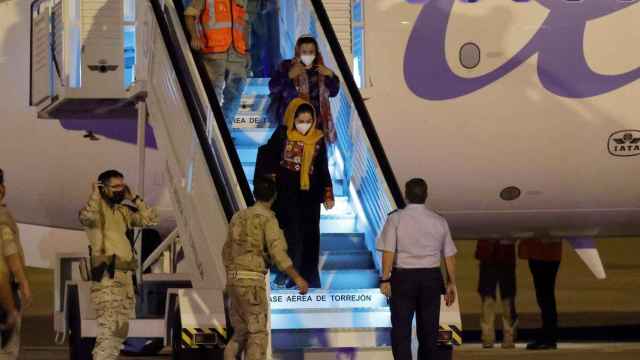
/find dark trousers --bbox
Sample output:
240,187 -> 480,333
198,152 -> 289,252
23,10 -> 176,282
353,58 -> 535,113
478,262 -> 516,299
247,1 -> 281,77
529,260 -> 560,343
274,191 -> 322,288
390,268 -> 444,360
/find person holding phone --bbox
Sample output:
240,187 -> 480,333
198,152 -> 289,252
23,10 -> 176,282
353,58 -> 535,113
79,170 -> 158,360
268,35 -> 340,143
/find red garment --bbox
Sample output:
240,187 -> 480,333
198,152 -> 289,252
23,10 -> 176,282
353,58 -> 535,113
291,38 -> 337,143
475,240 -> 516,265
518,239 -> 562,262
280,140 -> 322,174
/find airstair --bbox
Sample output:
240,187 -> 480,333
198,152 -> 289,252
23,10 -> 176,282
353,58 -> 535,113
31,0 -> 460,358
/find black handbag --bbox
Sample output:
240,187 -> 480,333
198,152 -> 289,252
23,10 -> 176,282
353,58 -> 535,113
254,144 -> 273,181
265,93 -> 282,126
254,126 -> 286,181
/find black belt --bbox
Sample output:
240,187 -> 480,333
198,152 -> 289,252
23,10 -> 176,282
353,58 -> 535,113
393,267 -> 440,272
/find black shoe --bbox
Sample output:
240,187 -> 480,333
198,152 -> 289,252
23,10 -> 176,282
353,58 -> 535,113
526,340 -> 557,350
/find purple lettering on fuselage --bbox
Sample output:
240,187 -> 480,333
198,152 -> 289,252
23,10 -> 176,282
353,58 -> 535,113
404,0 -> 640,100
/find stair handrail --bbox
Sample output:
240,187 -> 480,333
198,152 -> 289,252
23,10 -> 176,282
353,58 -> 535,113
309,0 -> 405,210
150,0 -> 252,220
170,0 -> 256,208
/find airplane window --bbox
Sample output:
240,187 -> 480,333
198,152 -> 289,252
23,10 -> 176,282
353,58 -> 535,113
500,186 -> 522,201
460,43 -> 481,69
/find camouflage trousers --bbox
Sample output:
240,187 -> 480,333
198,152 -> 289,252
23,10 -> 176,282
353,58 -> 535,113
224,284 -> 268,360
90,271 -> 135,360
0,314 -> 21,360
201,50 -> 248,126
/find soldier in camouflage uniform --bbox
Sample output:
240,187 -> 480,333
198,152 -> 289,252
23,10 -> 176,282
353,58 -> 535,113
0,255 -> 18,357
222,176 -> 309,360
79,170 -> 158,360
0,168 -> 31,359
0,169 -> 22,360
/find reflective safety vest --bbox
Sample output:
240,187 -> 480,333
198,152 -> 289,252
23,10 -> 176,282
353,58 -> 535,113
200,0 -> 248,55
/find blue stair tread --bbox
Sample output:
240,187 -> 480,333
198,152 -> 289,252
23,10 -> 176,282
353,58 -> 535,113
231,128 -> 276,147
321,232 -> 363,238
243,77 -> 271,95
269,270 -> 378,290
270,311 -> 391,332
321,251 -> 375,270
320,233 -> 366,252
320,269 -> 378,290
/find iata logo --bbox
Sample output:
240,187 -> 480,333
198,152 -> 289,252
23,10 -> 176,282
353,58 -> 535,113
608,130 -> 640,157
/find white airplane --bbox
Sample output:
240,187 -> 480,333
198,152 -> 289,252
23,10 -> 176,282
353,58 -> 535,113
362,0 -> 640,243
2,0 -> 638,355
2,0 -> 637,275
0,0 -> 175,268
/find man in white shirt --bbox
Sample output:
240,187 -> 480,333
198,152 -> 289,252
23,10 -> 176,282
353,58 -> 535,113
377,178 -> 457,360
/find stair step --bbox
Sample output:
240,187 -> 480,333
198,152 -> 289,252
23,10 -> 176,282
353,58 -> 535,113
272,327 -> 392,351
320,250 -> 375,270
236,146 -> 258,163
269,269 -> 378,290
231,128 -> 275,147
320,233 -> 366,252
271,307 -> 391,330
320,196 -> 354,218
243,77 -> 271,95
241,163 -> 256,179
320,269 -> 378,289
274,344 -> 393,358
320,217 -> 357,234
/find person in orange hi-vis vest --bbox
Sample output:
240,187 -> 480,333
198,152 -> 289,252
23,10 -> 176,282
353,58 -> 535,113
185,0 -> 251,129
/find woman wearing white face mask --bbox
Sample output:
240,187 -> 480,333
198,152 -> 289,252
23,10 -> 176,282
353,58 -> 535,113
260,98 -> 335,289
268,35 -> 340,143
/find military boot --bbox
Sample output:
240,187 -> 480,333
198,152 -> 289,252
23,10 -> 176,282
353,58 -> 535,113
501,297 -> 518,349
480,297 -> 496,348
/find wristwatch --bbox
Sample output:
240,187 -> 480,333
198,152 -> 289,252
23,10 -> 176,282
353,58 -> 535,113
378,277 -> 391,285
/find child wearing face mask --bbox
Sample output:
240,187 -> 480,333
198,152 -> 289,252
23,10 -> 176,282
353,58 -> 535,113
260,98 -> 335,289
268,35 -> 340,143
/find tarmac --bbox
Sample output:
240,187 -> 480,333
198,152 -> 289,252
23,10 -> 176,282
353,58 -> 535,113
19,343 -> 640,359
17,238 -> 640,359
